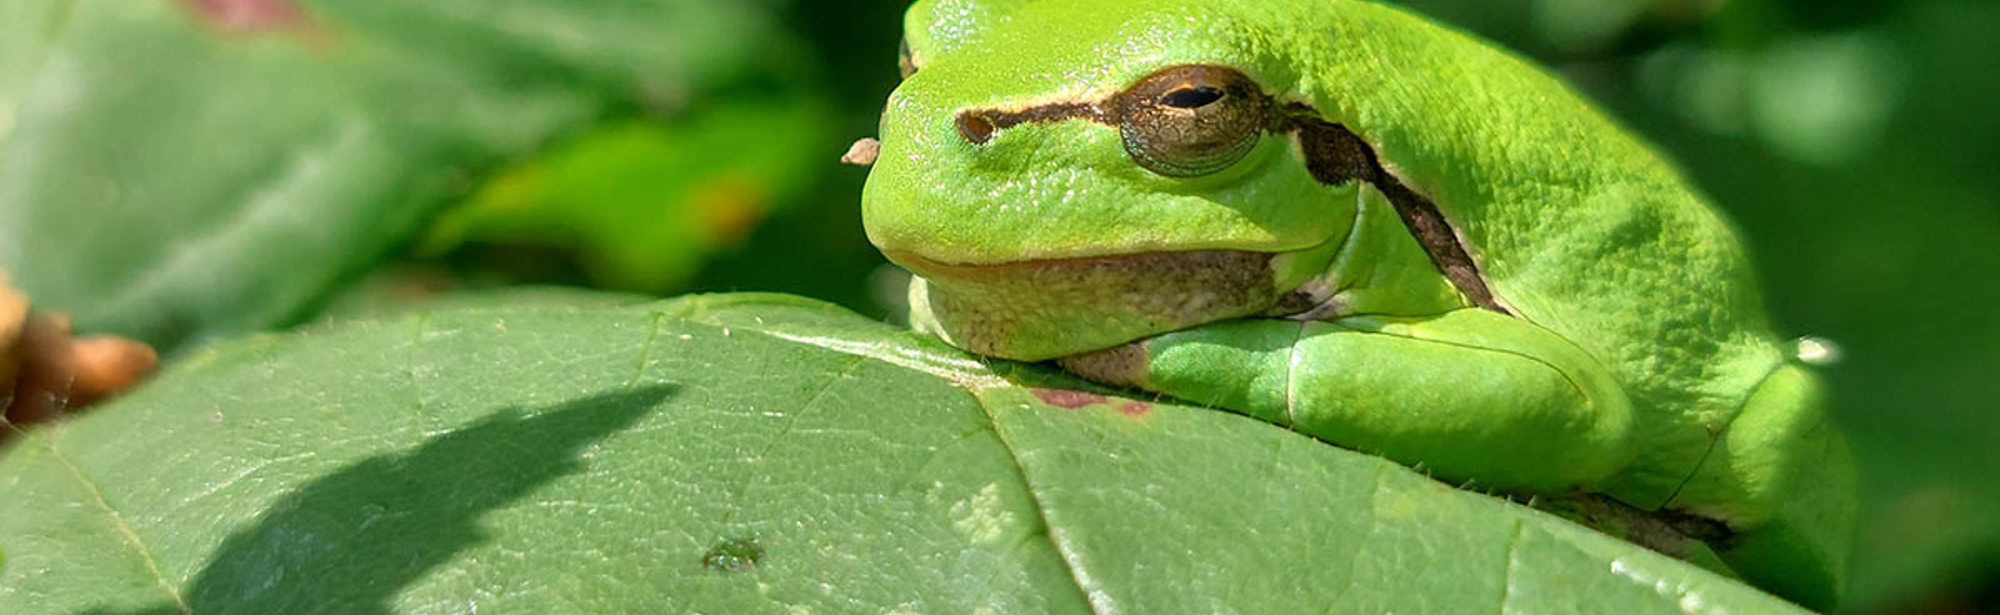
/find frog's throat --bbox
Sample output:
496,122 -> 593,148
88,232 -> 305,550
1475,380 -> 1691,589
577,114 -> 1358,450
955,76 -> 1508,315
889,245 -> 1338,361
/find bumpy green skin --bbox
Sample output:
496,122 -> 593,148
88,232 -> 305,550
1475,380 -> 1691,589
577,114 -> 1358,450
862,0 -> 1854,609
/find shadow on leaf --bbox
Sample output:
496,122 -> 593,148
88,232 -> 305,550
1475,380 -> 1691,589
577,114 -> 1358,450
87,385 -> 675,615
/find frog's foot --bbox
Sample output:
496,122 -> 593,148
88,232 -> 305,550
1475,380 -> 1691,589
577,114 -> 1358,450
1059,308 -> 1637,494
1667,365 -> 1854,611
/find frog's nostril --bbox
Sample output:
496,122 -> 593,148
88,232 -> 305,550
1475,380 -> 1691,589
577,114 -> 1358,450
956,111 -> 997,145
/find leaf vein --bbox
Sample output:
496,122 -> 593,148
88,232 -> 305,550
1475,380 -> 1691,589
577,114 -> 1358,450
717,353 -> 868,525
1322,462 -> 1392,614
969,392 -> 1110,615
1497,519 -> 1527,615
403,312 -> 433,442
680,352 -> 867,610
625,311 -> 666,387
46,438 -> 190,613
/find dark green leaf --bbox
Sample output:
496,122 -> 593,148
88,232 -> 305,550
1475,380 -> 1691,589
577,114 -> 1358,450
0,0 -> 820,352
0,293 -> 1805,613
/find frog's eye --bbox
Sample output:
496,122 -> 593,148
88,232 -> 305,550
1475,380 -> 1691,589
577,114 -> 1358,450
1113,65 -> 1271,178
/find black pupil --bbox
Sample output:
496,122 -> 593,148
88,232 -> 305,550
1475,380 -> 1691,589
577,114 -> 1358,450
1161,86 -> 1225,109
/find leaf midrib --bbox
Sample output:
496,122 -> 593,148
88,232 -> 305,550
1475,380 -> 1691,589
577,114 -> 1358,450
706,318 -> 1104,613
45,433 -> 191,613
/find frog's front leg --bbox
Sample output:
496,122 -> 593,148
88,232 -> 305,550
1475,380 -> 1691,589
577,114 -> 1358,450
1060,308 -> 1636,494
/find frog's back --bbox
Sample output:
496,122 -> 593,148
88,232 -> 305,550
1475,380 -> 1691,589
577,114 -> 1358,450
1283,2 -> 1851,605
1274,1 -> 1779,503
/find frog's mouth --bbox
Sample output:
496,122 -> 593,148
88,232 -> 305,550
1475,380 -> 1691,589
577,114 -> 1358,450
885,246 -> 1333,361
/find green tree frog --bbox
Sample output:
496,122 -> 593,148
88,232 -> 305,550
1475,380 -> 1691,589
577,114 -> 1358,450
858,0 -> 1854,608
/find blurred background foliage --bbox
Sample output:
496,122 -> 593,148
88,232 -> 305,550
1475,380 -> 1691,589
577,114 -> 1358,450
0,0 -> 1992,612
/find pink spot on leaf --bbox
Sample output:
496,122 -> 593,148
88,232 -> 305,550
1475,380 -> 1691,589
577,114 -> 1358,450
1118,402 -> 1153,418
1032,389 -> 1107,410
181,0 -> 306,32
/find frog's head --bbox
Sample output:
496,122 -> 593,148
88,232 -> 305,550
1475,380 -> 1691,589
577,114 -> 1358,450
863,0 -> 1361,360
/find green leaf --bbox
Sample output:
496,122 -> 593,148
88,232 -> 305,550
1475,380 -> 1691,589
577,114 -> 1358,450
417,103 -> 831,293
0,293 -> 1806,613
0,0 -> 820,352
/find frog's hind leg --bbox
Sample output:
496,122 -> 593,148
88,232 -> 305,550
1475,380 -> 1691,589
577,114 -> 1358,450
1668,364 -> 1854,612
1060,307 -> 1638,494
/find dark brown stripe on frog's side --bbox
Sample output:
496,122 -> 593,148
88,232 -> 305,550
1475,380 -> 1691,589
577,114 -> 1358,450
1284,111 -> 1506,313
950,71 -> 1509,315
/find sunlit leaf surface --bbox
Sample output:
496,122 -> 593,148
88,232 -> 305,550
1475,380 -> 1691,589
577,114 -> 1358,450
0,294 -> 1804,613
